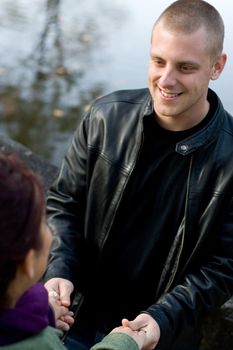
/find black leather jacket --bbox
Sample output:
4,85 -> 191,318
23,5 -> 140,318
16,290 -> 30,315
45,88 -> 233,349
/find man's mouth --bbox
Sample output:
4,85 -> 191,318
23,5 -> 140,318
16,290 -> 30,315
159,88 -> 182,98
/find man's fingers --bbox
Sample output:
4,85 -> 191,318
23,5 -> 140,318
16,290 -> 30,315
59,306 -> 74,318
56,319 -> 71,332
56,313 -> 74,332
122,318 -> 141,331
122,317 -> 147,331
122,318 -> 130,327
60,314 -> 75,325
59,281 -> 74,307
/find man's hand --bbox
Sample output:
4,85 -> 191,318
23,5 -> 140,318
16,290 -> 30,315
121,313 -> 160,350
45,277 -> 75,331
49,295 -> 74,331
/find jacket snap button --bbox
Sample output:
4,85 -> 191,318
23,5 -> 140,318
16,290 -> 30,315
180,144 -> 188,152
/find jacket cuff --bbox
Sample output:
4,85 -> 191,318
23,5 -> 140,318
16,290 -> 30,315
144,306 -> 172,349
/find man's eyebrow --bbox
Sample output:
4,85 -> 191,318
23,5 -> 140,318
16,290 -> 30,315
178,61 -> 200,66
150,55 -> 200,67
150,54 -> 164,60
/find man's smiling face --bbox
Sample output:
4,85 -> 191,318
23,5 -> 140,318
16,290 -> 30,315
148,21 -> 222,131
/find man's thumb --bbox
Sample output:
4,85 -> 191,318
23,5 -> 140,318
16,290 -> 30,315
59,281 -> 74,307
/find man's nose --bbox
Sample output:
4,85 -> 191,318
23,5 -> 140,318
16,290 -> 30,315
159,66 -> 177,87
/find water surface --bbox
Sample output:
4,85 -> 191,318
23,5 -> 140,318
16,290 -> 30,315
0,0 -> 232,165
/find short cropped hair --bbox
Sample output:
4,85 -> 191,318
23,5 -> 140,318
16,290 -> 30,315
153,0 -> 224,59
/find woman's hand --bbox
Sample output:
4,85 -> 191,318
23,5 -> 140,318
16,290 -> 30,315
111,326 -> 147,349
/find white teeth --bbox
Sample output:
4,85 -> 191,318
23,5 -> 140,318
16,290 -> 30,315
160,90 -> 179,98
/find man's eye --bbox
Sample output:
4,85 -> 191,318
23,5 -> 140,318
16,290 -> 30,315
153,59 -> 164,66
180,65 -> 194,72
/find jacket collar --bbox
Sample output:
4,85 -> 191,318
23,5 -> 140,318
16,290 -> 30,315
143,88 -> 225,156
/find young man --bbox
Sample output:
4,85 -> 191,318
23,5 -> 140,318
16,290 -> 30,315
44,1 -> 233,349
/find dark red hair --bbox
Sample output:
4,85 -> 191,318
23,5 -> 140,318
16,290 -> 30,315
0,153 -> 45,309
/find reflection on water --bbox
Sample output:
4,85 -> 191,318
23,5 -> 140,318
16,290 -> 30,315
0,0 -> 127,164
0,0 -> 233,165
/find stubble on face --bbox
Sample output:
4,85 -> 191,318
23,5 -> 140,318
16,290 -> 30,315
148,22 -> 214,131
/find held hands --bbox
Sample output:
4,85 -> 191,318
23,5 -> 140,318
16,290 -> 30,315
120,313 -> 160,350
45,278 -> 160,349
45,277 -> 75,331
110,326 -> 147,350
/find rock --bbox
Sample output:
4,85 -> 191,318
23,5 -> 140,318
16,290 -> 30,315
0,136 -> 58,191
200,306 -> 233,349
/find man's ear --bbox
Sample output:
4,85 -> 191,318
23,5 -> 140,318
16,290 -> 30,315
20,249 -> 37,280
210,53 -> 227,80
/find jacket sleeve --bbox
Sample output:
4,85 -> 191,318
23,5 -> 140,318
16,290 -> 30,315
90,333 -> 139,350
146,201 -> 233,349
44,112 -> 90,286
